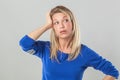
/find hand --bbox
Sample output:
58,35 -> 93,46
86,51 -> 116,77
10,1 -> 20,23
45,12 -> 53,29
103,75 -> 115,80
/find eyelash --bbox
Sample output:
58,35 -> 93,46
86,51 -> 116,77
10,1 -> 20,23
53,22 -> 59,25
53,19 -> 69,25
64,19 -> 69,22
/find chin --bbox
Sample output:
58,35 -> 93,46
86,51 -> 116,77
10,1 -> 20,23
59,35 -> 71,39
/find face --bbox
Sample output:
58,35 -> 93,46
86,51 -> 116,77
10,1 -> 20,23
52,12 -> 73,39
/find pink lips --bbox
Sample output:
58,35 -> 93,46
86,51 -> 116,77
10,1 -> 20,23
60,30 -> 67,33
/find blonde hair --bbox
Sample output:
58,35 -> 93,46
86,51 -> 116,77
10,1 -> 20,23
50,5 -> 81,61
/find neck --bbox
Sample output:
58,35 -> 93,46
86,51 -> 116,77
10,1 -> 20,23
58,38 -> 72,51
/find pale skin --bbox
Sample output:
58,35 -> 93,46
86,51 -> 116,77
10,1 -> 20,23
28,12 -> 116,80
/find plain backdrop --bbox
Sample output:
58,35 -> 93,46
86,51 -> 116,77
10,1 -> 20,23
0,0 -> 120,80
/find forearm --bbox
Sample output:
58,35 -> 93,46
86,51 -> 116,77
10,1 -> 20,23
27,12 -> 52,40
28,24 -> 51,40
103,75 -> 115,80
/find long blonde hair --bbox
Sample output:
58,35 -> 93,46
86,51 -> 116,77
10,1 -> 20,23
50,5 -> 81,61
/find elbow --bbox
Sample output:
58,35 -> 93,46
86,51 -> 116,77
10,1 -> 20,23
19,35 -> 33,51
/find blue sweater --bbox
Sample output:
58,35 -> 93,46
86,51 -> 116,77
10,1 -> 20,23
19,35 -> 119,80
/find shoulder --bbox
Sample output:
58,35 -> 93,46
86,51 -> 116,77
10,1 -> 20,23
80,44 -> 99,58
37,40 -> 50,45
80,44 -> 91,52
36,40 -> 51,49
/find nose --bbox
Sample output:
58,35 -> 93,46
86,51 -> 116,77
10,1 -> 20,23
59,22 -> 65,29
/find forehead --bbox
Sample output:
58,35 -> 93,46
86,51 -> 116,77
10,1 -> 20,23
52,12 -> 70,20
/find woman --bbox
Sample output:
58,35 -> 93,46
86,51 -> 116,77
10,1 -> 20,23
19,5 -> 119,80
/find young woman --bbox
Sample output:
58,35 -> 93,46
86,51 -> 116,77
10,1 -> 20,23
19,5 -> 119,80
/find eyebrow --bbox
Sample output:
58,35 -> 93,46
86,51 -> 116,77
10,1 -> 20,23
53,15 -> 69,21
63,15 -> 67,18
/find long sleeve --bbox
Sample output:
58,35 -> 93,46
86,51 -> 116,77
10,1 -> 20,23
83,45 -> 119,79
19,35 -> 50,58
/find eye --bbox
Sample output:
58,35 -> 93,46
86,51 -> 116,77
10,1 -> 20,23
64,19 -> 69,22
53,21 -> 59,25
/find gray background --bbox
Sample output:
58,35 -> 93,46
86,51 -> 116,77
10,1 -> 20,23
0,0 -> 120,80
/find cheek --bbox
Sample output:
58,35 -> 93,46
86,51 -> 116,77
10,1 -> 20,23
66,22 -> 73,30
53,26 -> 59,35
53,26 -> 58,32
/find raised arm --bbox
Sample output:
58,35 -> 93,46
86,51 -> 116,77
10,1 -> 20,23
28,13 -> 52,40
19,13 -> 53,56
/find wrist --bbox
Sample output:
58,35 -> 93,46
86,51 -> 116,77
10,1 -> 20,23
103,75 -> 115,80
44,23 -> 52,29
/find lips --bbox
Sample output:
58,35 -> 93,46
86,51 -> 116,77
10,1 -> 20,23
60,30 -> 67,33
